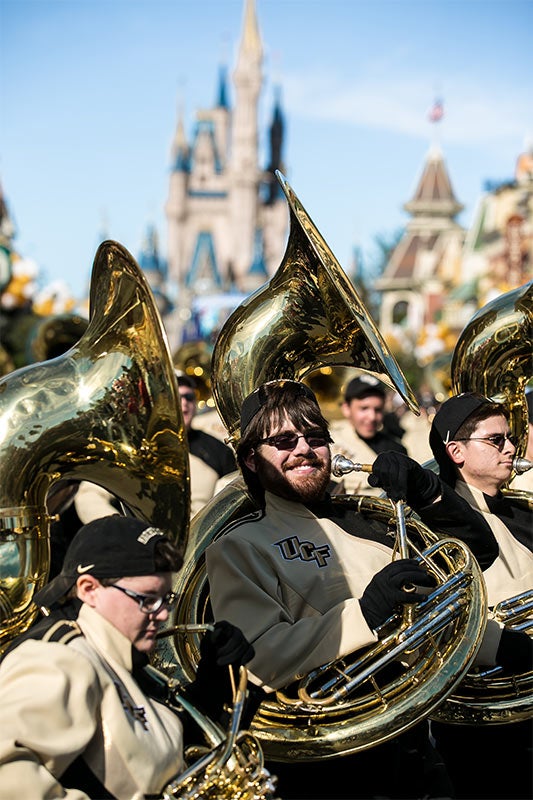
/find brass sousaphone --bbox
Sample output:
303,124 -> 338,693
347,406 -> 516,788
0,240 -> 279,799
0,240 -> 190,652
156,172 -> 487,761
430,279 -> 533,725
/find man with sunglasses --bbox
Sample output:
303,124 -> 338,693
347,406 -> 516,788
0,515 -> 254,799
369,391 -> 533,799
206,379 -> 456,800
369,391 -> 531,606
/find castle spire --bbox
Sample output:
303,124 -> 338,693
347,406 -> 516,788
265,87 -> 285,204
230,0 -> 264,284
404,144 -> 463,220
170,99 -> 189,172
237,0 -> 262,64
216,63 -> 229,109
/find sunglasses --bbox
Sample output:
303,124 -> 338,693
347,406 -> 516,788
258,431 -> 331,451
180,392 -> 196,403
455,433 -> 518,452
109,583 -> 178,614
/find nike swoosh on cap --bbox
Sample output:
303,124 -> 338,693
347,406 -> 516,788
77,564 -> 96,573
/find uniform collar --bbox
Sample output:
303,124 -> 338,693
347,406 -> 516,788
78,603 -> 135,672
264,490 -> 325,518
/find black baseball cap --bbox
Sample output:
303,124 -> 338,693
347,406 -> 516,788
344,375 -> 386,402
175,370 -> 197,390
34,517 -> 173,610
240,380 -> 319,436
429,392 -> 492,485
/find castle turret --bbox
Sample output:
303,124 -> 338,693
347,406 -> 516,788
165,105 -> 190,282
230,0 -> 263,286
376,145 -> 466,341
163,0 -> 289,350
260,88 -> 289,275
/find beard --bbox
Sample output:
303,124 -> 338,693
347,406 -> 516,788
254,451 -> 331,504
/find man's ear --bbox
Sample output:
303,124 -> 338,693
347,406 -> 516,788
341,401 -> 351,420
445,441 -> 465,468
76,574 -> 100,606
243,449 -> 258,472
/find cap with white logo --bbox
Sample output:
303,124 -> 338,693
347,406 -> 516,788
34,517 -> 173,611
344,374 -> 386,402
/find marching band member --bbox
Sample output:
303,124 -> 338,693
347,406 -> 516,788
206,379 -> 454,800
329,375 -> 407,496
0,516 -> 253,799
369,391 -> 533,799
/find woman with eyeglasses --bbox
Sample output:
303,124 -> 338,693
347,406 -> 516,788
0,516 -> 254,799
206,379 -> 456,800
370,391 -> 533,800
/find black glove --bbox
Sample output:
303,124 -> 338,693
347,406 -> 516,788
359,559 -> 436,630
185,621 -> 254,724
199,619 -> 255,668
368,451 -> 441,506
496,626 -> 533,674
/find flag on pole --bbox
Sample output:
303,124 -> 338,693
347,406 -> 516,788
428,98 -> 444,123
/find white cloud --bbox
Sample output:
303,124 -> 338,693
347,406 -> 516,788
283,69 -> 532,145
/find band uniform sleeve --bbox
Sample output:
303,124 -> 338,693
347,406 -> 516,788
417,482 -> 499,570
189,453 -> 220,517
206,532 -> 378,692
74,481 -> 120,524
0,639 -> 101,800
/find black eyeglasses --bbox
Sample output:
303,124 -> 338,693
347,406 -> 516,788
258,431 -> 331,451
109,584 -> 177,614
180,392 -> 196,403
455,433 -> 518,452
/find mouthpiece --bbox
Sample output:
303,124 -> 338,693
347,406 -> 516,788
156,623 -> 215,639
513,457 -> 533,475
331,454 -> 372,477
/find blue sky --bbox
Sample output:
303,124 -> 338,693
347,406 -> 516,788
1,0 -> 532,300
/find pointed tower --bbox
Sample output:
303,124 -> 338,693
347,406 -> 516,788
403,144 -> 463,224
260,86 -> 289,276
375,145 -> 466,341
164,0 -> 290,351
166,105 -> 190,284
138,225 -> 171,316
229,0 -> 263,287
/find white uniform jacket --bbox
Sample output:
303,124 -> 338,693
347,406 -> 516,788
329,420 -> 383,495
453,481 -> 533,607
0,604 -> 184,800
206,491 -> 395,692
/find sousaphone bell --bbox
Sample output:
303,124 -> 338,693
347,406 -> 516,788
0,241 -> 190,652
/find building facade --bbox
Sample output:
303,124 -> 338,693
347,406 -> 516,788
375,145 -> 466,350
374,142 -> 533,383
163,0 -> 288,352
